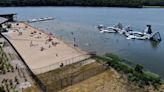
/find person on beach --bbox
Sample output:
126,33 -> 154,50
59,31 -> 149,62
18,31 -> 22,36
40,46 -> 44,51
52,41 -> 55,46
30,32 -> 34,35
30,41 -> 33,47
48,36 -> 53,42
71,32 -> 74,35
52,41 -> 59,46
48,44 -> 51,48
49,32 -> 53,36
60,63 -> 64,67
34,31 -> 37,34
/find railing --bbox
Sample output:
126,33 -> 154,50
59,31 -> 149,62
32,54 -> 91,74
39,61 -> 108,92
0,33 -> 47,92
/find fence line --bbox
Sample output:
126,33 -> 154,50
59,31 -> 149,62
32,54 -> 91,74
39,61 -> 108,92
0,33 -> 47,92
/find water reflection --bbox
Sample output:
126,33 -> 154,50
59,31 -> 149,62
150,41 -> 161,48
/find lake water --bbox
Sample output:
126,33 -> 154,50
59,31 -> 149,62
1,7 -> 164,78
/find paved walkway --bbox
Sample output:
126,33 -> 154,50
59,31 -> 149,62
0,37 -> 36,92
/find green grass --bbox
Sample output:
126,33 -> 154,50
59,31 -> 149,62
94,54 -> 163,89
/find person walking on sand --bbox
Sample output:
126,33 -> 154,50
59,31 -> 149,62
40,46 -> 44,51
49,44 -> 51,48
60,63 -> 64,67
30,41 -> 33,47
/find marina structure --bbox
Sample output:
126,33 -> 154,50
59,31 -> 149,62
0,13 -> 17,22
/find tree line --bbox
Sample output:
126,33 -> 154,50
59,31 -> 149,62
0,0 -> 164,7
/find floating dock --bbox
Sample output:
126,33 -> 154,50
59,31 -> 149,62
97,23 -> 162,42
27,17 -> 55,23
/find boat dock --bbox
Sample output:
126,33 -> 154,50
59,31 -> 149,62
27,17 -> 55,23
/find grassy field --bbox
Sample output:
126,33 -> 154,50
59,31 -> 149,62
37,60 -> 107,92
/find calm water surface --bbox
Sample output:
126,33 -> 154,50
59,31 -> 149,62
1,7 -> 164,77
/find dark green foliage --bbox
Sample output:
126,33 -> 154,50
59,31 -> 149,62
143,0 -> 164,6
0,46 -> 12,75
134,64 -> 144,73
0,86 -> 5,92
0,0 -> 164,7
0,0 -> 151,7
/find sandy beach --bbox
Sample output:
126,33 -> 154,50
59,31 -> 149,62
5,22 -> 90,74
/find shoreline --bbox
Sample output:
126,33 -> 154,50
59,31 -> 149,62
94,54 -> 164,91
23,22 -> 86,54
0,6 -> 142,8
0,5 -> 162,8
4,22 -> 91,74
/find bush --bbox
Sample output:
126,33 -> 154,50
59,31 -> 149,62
0,86 -> 5,92
134,64 -> 144,73
95,54 -> 163,89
